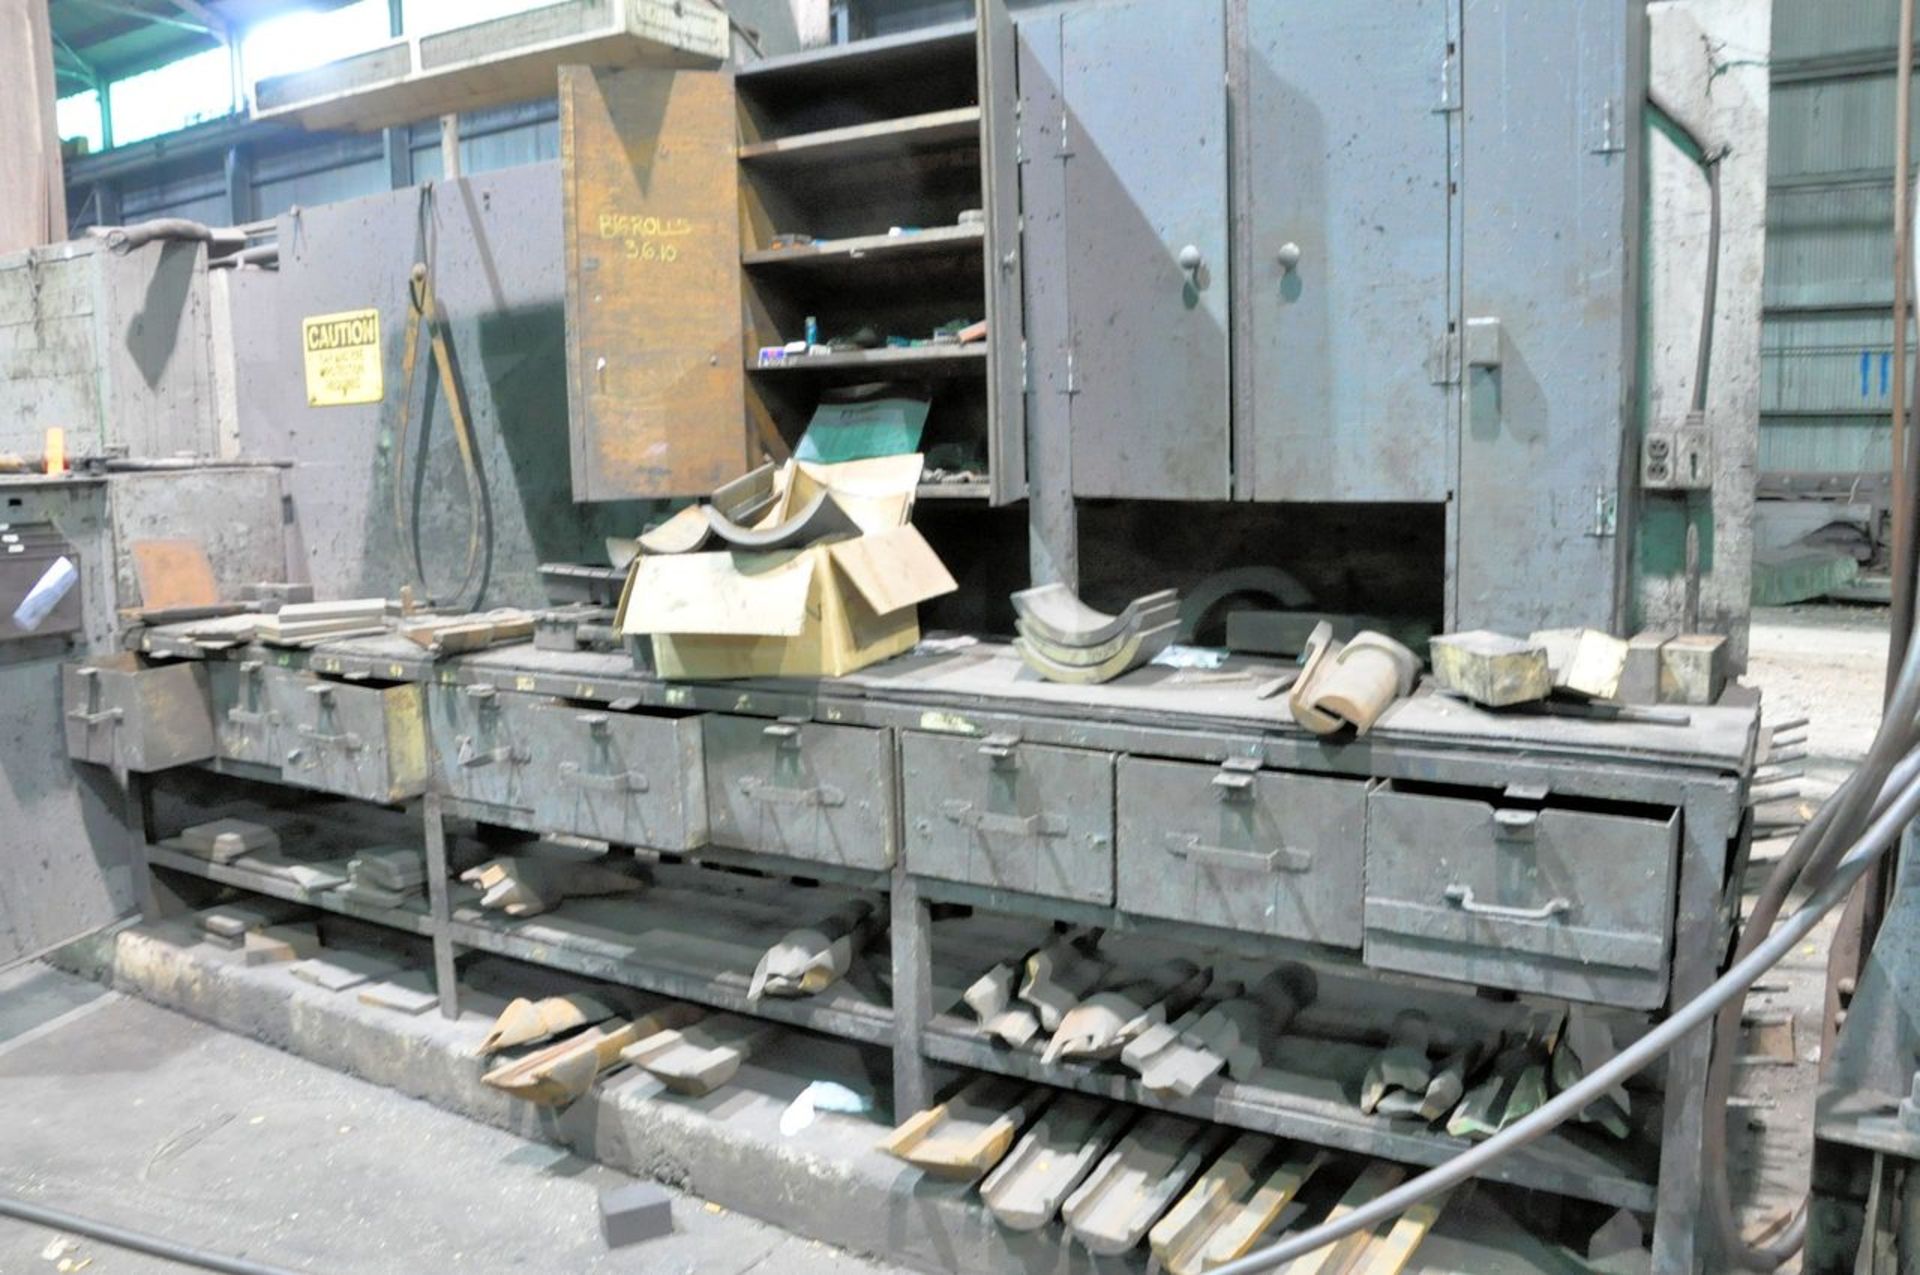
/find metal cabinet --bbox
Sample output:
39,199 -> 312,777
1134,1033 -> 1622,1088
63,655 -> 214,773
527,702 -> 708,851
1363,783 -> 1680,1009
267,669 -> 428,805
1021,0 -> 1231,501
1115,756 -> 1366,946
208,658 -> 277,767
426,683 -> 536,810
703,715 -> 895,870
1240,0 -> 1453,502
902,730 -> 1114,903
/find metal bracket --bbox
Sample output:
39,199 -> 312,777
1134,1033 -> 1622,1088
1591,96 -> 1626,155
1435,47 -> 1461,113
1211,756 -> 1262,797
978,732 -> 1021,763
1589,486 -> 1618,539
1493,807 -> 1540,842
762,717 -> 807,747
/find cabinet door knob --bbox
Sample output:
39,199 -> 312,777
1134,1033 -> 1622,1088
1276,241 -> 1302,270
1177,244 -> 1204,275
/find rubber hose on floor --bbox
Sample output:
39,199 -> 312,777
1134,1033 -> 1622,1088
0,1194 -> 307,1275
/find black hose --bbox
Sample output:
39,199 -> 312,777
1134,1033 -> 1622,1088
0,1193 -> 306,1275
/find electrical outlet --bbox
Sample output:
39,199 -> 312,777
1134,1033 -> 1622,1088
1643,412 -> 1713,491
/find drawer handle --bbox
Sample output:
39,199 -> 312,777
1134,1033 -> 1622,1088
295,724 -> 362,752
305,683 -> 335,699
463,685 -> 499,707
940,799 -> 1064,838
739,776 -> 844,808
576,712 -> 611,731
1167,834 -> 1310,874
559,762 -> 648,793
762,721 -> 803,744
978,733 -> 1020,762
456,737 -> 529,769
67,706 -> 124,727
1444,884 -> 1569,923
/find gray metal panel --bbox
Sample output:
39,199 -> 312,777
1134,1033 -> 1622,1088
978,0 -> 1028,505
1242,0 -> 1451,502
107,468 -> 290,608
208,658 -> 278,767
1060,0 -> 1230,501
1363,787 -> 1679,1009
1014,15 -> 1076,585
702,714 -> 895,869
1114,756 -> 1365,947
63,656 -> 214,773
426,682 -> 537,810
527,701 -> 708,851
1454,0 -> 1643,634
242,164 -> 662,611
901,729 -> 1113,903
268,669 -> 427,805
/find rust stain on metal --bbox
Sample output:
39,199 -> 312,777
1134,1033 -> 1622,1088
562,65 -> 748,500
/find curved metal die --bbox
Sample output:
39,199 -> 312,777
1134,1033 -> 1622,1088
1015,621 -> 1178,685
1012,583 -> 1179,648
704,491 -> 860,551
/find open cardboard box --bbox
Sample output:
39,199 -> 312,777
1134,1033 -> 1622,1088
618,455 -> 957,680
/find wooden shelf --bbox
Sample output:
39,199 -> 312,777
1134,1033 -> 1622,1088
734,21 -> 976,88
920,1015 -> 1658,1214
749,344 -> 987,373
742,223 -> 984,269
737,107 -> 982,167
147,843 -> 436,938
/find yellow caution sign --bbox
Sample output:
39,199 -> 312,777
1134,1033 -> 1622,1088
301,308 -> 383,406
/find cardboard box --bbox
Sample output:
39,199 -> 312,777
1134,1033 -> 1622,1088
618,456 -> 955,680
623,524 -> 956,679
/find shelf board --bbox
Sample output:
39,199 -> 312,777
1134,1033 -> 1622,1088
147,844 -> 435,938
742,223 -> 984,270
734,21 -> 976,87
738,106 -> 981,167
915,481 -> 991,500
749,344 -> 987,373
443,880 -> 897,1046
920,1015 -> 1658,1214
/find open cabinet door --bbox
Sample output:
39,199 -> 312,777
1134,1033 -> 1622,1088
978,0 -> 1028,504
561,66 -> 748,502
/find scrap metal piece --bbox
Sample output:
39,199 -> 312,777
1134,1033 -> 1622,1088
978,1093 -> 1130,1231
966,960 -> 1043,1046
878,1076 -> 1039,1181
1362,1010 -> 1435,1114
1292,627 -> 1421,736
748,898 -> 875,1002
622,1012 -> 781,1096
1417,1038 -> 1490,1123
1660,632 -> 1728,705
1531,627 -> 1630,700
704,490 -> 860,551
458,856 -> 647,918
713,461 -> 780,525
1446,1044 -> 1530,1139
1062,1112 -> 1223,1256
1018,934 -> 1110,1031
635,505 -> 712,556
1175,566 -> 1312,644
479,993 -> 619,1056
1428,630 -> 1552,707
483,1005 -> 699,1108
176,818 -> 279,864
1013,598 -> 1179,666
1149,1137 -> 1323,1275
1012,583 -> 1178,648
1014,622 -> 1179,686
1043,960 -> 1209,1065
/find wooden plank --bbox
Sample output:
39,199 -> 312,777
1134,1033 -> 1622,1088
741,223 -> 984,268
562,65 -> 748,501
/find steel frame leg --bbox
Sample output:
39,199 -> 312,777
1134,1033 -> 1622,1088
890,859 -> 932,1119
422,790 -> 460,1019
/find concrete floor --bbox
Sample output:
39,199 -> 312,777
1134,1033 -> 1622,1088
0,602 -> 1889,1273
0,962 -> 906,1275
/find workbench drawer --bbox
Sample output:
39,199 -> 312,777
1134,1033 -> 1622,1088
902,731 -> 1115,903
426,683 -> 538,811
527,703 -> 707,851
267,669 -> 428,805
208,659 -> 277,767
1363,784 -> 1680,1009
63,654 -> 215,772
1115,757 -> 1366,946
703,715 -> 894,870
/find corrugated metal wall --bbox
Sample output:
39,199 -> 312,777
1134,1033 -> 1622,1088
1766,0 -> 1910,474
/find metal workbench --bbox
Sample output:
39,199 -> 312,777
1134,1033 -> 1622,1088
101,625 -> 1756,1272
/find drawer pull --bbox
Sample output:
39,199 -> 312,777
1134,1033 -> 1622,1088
1167,834 -> 1310,874
66,706 -> 124,727
294,723 -> 363,752
456,737 -> 529,768
463,685 -> 499,707
978,732 -> 1020,762
1443,884 -> 1569,923
941,799 -> 1064,838
559,762 -> 648,794
739,776 -> 844,808
762,722 -> 802,743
